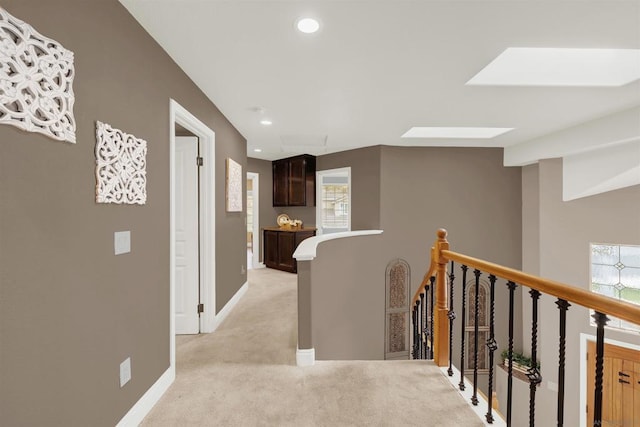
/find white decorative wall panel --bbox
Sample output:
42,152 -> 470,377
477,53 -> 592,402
95,121 -> 147,205
0,7 -> 76,143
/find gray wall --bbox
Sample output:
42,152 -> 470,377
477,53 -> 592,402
249,146 -> 382,261
529,159 -> 640,425
310,234 -> 386,359
306,146 -> 523,368
317,146 -> 382,230
379,146 -> 523,390
0,1 -> 246,425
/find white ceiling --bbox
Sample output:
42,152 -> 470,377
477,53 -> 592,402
120,0 -> 640,161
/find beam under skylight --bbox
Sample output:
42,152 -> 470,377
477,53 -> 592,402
466,48 -> 640,87
401,127 -> 514,139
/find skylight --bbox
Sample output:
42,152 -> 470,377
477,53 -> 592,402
466,48 -> 640,87
401,127 -> 514,139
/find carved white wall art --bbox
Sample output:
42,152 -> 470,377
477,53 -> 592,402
0,7 -> 76,143
95,121 -> 147,205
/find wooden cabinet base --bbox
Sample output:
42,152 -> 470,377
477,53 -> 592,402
264,228 -> 316,273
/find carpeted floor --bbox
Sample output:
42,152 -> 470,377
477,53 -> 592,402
141,268 -> 483,426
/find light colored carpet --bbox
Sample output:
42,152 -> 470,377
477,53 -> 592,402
141,268 -> 483,426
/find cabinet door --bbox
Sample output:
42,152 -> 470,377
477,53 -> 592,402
264,231 -> 279,268
288,156 -> 307,206
273,160 -> 289,206
277,232 -> 296,272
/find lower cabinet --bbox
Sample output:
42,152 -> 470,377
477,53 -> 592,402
264,228 -> 316,273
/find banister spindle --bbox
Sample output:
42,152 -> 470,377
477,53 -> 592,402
417,298 -> 423,359
459,265 -> 469,391
592,311 -> 609,427
420,292 -> 425,359
528,289 -> 542,427
506,281 -> 517,427
447,262 -> 456,376
485,274 -> 498,424
471,269 -> 481,406
429,276 -> 435,360
412,302 -> 419,359
556,299 -> 570,427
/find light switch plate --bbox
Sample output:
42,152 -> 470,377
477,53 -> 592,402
114,231 -> 131,255
120,357 -> 131,387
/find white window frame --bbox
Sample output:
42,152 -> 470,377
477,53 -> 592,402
316,167 -> 351,236
589,242 -> 640,333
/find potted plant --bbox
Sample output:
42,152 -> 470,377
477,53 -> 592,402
501,350 -> 540,374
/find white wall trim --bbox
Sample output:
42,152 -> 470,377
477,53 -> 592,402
296,347 -> 316,367
210,281 -> 249,332
247,172 -> 260,269
293,230 -> 383,261
170,99 -> 217,338
115,367 -> 174,427
579,333 -> 640,427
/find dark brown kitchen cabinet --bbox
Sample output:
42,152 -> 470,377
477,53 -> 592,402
272,154 -> 315,207
263,227 -> 316,273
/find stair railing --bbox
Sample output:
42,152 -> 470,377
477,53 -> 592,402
411,229 -> 640,427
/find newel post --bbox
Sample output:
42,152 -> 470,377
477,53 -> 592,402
434,229 -> 450,367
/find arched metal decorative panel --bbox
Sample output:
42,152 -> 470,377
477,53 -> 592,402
385,259 -> 410,360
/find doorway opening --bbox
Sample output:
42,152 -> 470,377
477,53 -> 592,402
169,99 -> 216,372
316,167 -> 351,235
247,172 -> 260,269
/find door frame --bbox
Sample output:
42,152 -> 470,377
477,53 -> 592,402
315,167 -> 351,236
170,99 -> 216,370
579,332 -> 640,427
247,172 -> 261,269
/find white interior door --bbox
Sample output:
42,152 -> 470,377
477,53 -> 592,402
175,136 -> 200,334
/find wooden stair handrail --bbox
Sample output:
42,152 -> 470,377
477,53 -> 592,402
441,248 -> 640,326
413,229 -> 640,368
411,251 -> 437,308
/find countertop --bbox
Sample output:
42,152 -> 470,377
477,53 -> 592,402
263,226 -> 317,233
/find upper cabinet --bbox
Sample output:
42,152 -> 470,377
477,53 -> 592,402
272,154 -> 316,207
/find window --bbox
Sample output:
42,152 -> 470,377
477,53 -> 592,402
591,243 -> 640,332
466,279 -> 489,372
316,167 -> 351,235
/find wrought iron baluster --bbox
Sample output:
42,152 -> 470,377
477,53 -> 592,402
423,284 -> 429,359
459,265 -> 468,391
506,281 -> 517,427
592,312 -> 609,427
556,299 -> 570,427
485,274 -> 498,423
429,276 -> 435,360
528,289 -> 542,427
412,302 -> 419,359
471,269 -> 481,406
448,262 -> 456,376
417,298 -> 423,359
420,292 -> 425,359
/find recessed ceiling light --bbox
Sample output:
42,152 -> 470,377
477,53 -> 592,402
253,148 -> 262,153
297,18 -> 320,34
467,48 -> 640,87
401,127 -> 514,139
260,119 -> 272,126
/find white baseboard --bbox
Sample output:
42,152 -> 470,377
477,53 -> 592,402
296,347 -> 315,367
440,365 -> 505,427
208,281 -> 248,332
116,366 -> 175,427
